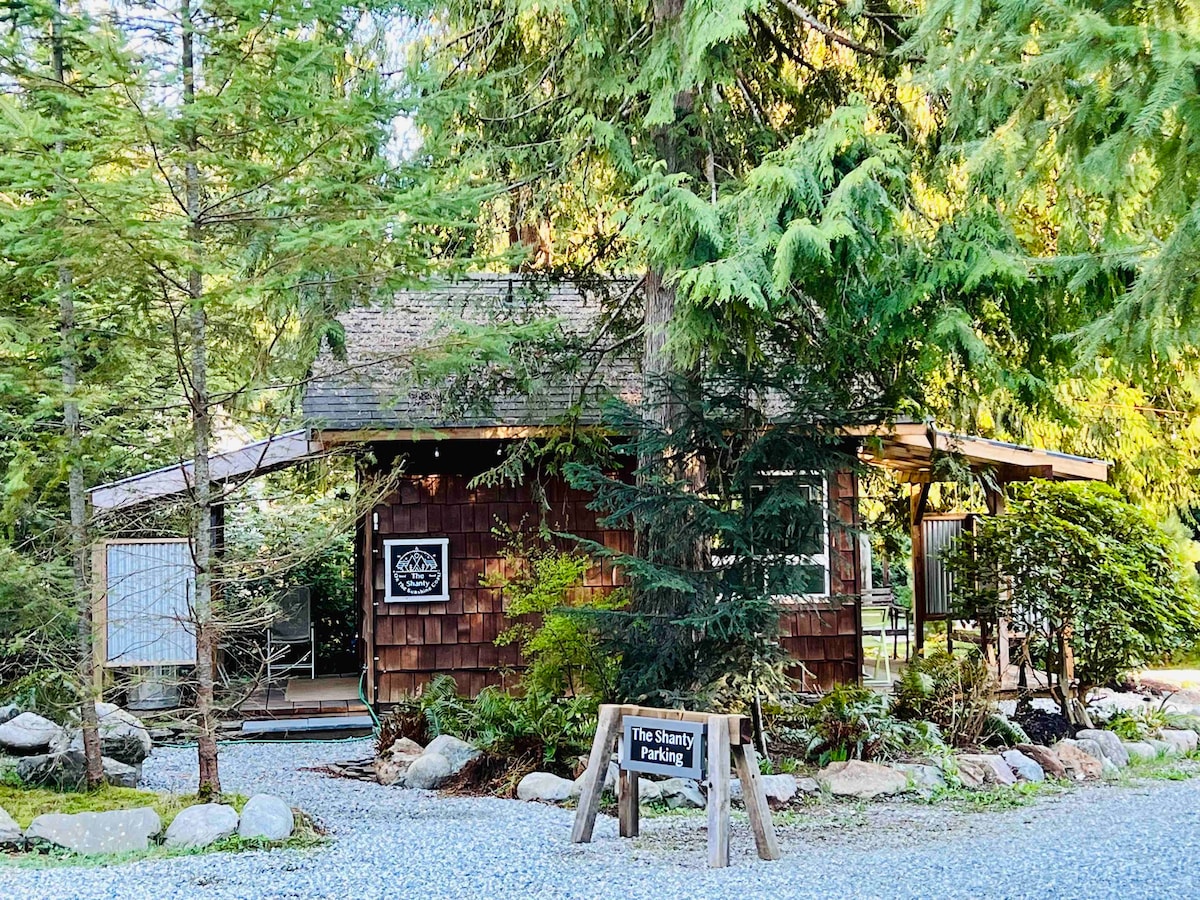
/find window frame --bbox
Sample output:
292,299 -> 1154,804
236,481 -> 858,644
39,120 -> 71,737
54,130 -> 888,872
712,473 -> 832,604
765,473 -> 831,604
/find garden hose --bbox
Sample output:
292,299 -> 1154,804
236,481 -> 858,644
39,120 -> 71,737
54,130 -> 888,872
359,668 -> 382,734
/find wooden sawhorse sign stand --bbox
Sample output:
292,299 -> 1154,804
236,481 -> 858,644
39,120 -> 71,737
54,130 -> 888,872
571,704 -> 781,868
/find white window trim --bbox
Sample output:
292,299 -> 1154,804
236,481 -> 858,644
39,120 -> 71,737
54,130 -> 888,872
712,473 -> 832,604
770,474 -> 830,604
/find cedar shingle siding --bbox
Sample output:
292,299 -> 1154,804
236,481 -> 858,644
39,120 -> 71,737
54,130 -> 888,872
364,444 -> 630,702
312,277 -> 862,699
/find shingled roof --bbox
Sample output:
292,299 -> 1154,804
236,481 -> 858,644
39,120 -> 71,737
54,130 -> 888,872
302,275 -> 642,433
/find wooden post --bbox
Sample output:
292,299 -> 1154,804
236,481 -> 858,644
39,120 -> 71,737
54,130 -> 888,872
706,714 -> 731,868
988,485 -> 1012,679
572,706 -> 772,867
618,767 -> 639,838
731,743 -> 781,861
571,704 -> 624,844
910,482 -> 930,655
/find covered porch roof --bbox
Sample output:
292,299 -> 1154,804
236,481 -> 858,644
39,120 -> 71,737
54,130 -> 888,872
849,423 -> 1109,484
89,429 -> 327,513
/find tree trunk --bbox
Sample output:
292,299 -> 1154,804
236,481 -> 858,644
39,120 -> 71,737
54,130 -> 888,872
623,0 -> 709,701
52,0 -> 103,790
182,0 -> 220,799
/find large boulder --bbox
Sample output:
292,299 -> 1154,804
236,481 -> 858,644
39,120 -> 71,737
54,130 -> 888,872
102,757 -> 140,788
375,738 -> 424,786
636,780 -> 663,804
890,763 -> 947,792
1075,730 -> 1129,768
956,754 -> 1017,789
570,761 -> 619,799
163,804 -> 239,849
1001,749 -> 1045,783
16,750 -> 141,789
816,760 -> 907,798
659,778 -> 706,809
26,808 -> 161,855
421,735 -> 480,775
1053,740 -> 1104,780
53,704 -> 152,767
1160,729 -> 1199,754
404,752 -> 452,790
1123,740 -> 1158,762
0,712 -> 62,755
731,773 -> 808,806
1074,739 -> 1118,776
237,794 -> 294,841
1015,744 -> 1066,779
0,805 -> 22,847
517,772 -> 576,803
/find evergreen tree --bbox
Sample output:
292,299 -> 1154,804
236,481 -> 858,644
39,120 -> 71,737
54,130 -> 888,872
566,326 -> 875,707
4,0 -> 460,796
910,0 -> 1200,363
0,0 -> 149,784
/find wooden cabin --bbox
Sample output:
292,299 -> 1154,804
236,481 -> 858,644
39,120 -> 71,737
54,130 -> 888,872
303,276 -> 865,704
88,275 -> 1110,713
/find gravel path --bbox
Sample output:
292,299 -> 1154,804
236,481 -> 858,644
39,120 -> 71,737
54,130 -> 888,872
4,739 -> 1199,900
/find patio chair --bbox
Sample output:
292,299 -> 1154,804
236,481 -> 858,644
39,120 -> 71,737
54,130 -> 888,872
861,604 -> 892,686
266,586 -> 315,681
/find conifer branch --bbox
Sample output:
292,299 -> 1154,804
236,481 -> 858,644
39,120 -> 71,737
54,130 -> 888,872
775,0 -> 923,63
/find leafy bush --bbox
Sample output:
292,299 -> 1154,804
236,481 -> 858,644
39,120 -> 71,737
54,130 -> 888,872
0,547 -> 73,689
1100,706 -> 1200,741
945,481 -> 1200,721
488,527 -> 626,700
769,686 -> 945,765
378,675 -> 597,773
980,713 -> 1030,748
892,651 -> 996,748
1,669 -> 79,724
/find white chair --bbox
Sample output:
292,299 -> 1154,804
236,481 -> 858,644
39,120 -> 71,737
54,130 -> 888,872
861,604 -> 892,685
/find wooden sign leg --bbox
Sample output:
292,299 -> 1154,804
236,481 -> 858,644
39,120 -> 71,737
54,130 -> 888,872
706,714 -> 731,868
731,743 -> 781,861
571,704 -> 622,844
618,768 -> 639,838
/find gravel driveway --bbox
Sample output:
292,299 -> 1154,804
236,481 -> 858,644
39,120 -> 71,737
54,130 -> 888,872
5,738 -> 1199,900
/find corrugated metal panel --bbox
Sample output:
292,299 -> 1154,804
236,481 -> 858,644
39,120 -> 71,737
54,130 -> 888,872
922,517 -> 965,619
106,541 -> 196,665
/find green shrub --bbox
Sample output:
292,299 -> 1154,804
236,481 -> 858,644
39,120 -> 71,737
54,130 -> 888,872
378,675 -> 597,772
1,669 -> 79,725
488,527 -> 625,701
0,547 -> 73,689
892,651 -> 996,748
945,481 -> 1200,721
981,713 -> 1030,748
769,685 -> 945,765
1100,706 -> 1200,741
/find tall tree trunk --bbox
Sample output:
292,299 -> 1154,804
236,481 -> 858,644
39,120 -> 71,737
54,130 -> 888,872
182,0 -> 220,799
52,0 -> 103,790
624,0 -> 708,700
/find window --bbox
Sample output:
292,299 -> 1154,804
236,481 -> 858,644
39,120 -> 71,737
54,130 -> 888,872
759,473 -> 830,602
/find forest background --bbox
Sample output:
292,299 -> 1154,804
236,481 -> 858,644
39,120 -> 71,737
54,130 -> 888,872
3,0 -> 1200,789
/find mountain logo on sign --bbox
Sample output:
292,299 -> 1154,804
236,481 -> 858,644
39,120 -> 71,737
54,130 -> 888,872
394,548 -> 439,575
